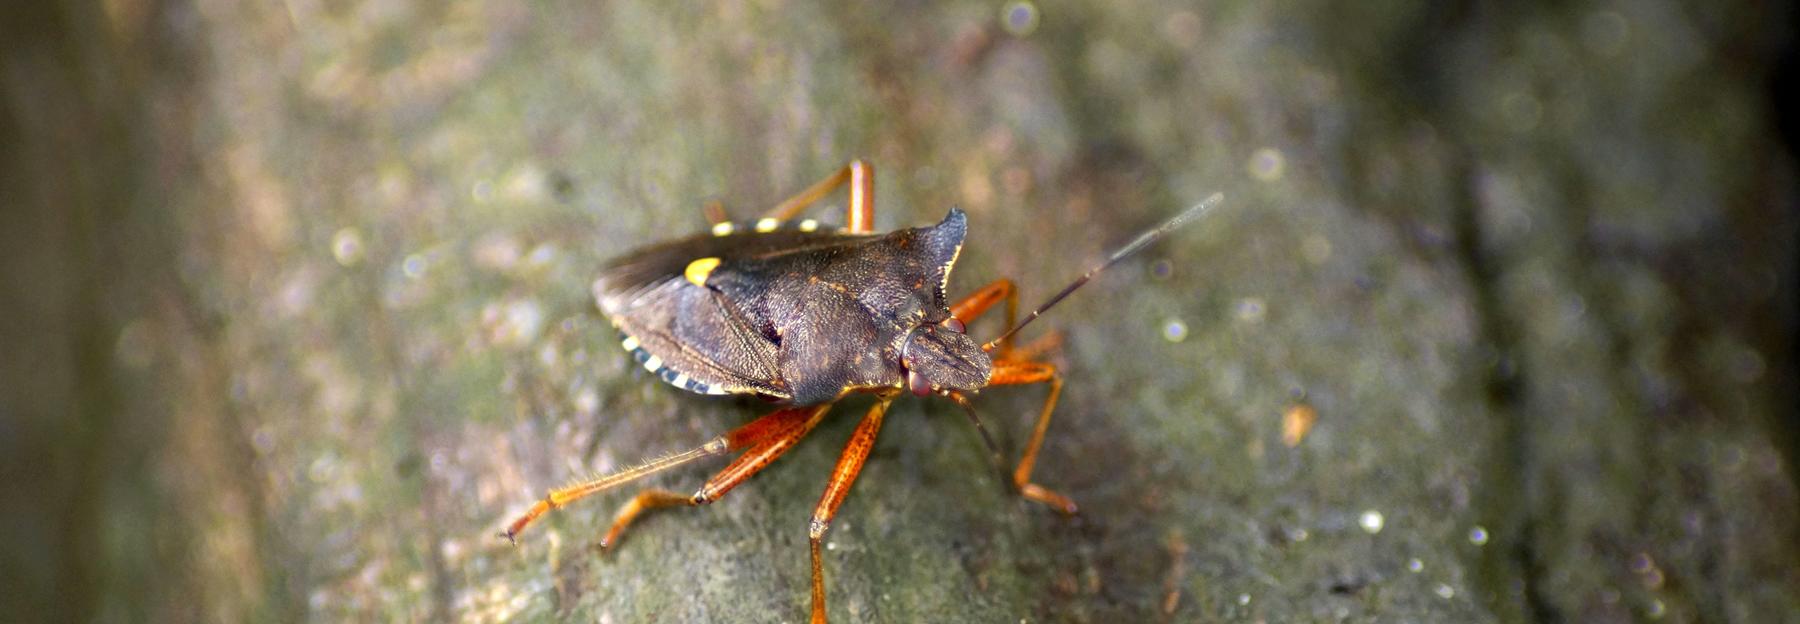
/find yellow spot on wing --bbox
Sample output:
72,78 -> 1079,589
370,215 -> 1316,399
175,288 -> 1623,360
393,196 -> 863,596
642,355 -> 663,372
711,222 -> 735,236
621,335 -> 639,350
684,257 -> 722,286
754,218 -> 780,232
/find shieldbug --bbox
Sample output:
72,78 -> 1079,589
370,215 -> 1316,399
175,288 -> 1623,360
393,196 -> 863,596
502,160 -> 1221,623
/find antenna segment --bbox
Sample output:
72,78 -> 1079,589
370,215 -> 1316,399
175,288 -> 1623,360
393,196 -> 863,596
982,192 -> 1225,352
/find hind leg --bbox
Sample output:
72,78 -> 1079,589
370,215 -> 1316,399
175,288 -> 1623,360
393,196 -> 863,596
596,403 -> 834,549
501,404 -> 831,543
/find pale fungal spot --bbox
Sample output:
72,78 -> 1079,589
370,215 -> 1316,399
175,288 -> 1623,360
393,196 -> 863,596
1150,259 -> 1173,280
1162,319 -> 1188,342
308,453 -> 337,483
1248,148 -> 1286,182
755,218 -> 780,232
472,234 -> 522,271
402,253 -> 427,279
526,243 -> 557,268
251,426 -> 275,454
1359,510 -> 1385,534
1435,584 -> 1455,599
1408,558 -> 1424,573
799,219 -> 820,232
1234,297 -> 1266,323
711,222 -> 735,236
1632,552 -> 1667,589
1000,1 -> 1039,37
493,300 -> 544,347
1647,598 -> 1666,619
642,355 -> 663,372
332,228 -> 364,266
1469,525 -> 1489,545
1236,593 -> 1251,606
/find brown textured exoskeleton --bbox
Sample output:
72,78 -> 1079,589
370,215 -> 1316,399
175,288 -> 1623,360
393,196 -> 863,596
502,160 -> 1221,623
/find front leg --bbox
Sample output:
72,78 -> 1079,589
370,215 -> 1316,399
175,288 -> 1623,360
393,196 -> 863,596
949,279 -> 1066,360
950,278 -> 1019,356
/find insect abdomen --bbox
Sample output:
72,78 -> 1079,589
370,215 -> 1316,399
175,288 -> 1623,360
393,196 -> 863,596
619,331 -> 729,395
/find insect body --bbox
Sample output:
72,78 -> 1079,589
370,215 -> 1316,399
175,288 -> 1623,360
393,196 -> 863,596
502,161 -> 1221,623
596,205 -> 986,405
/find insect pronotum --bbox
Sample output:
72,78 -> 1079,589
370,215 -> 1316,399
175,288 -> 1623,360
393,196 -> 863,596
502,160 -> 1223,623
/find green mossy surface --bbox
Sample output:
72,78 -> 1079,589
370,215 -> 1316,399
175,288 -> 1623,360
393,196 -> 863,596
5,1 -> 1797,622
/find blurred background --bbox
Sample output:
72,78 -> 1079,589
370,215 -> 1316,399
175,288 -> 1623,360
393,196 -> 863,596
3,1 -> 1796,622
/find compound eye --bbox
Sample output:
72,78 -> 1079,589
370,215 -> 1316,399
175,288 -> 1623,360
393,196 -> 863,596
941,317 -> 966,334
907,369 -> 932,397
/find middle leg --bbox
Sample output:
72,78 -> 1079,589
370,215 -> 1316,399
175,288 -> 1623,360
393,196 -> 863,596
762,160 -> 877,233
986,359 -> 1078,514
699,161 -> 875,233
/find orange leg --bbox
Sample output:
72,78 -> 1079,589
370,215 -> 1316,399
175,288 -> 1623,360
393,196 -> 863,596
702,199 -> 730,225
1008,330 -> 1064,362
950,279 -> 1019,357
596,403 -> 834,549
987,360 -> 1078,514
501,404 -> 829,543
600,488 -> 690,548
951,278 -> 1074,513
762,160 -> 877,233
808,396 -> 896,624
